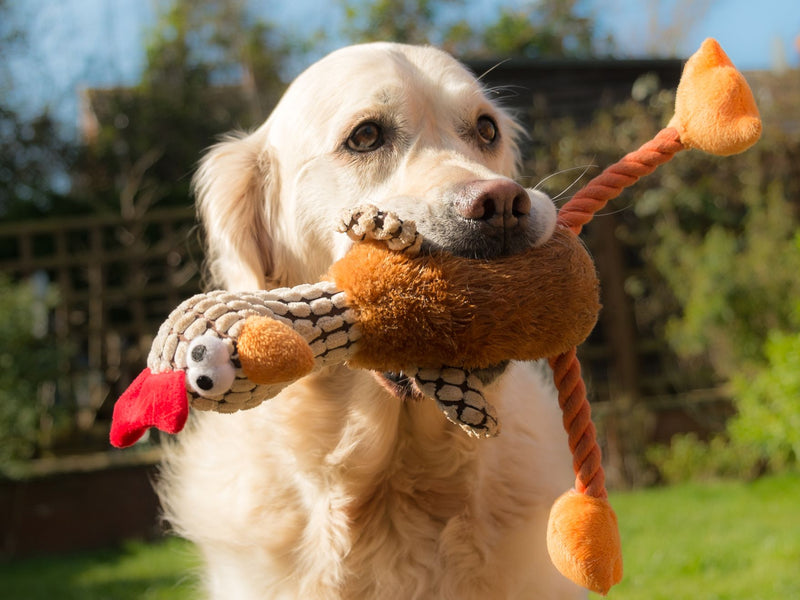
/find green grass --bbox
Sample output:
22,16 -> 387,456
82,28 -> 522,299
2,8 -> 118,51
597,472 -> 800,600
0,537 -> 200,600
2,474 -> 798,599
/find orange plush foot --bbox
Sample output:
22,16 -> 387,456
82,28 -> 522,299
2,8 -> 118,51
237,316 -> 315,385
546,490 -> 623,595
669,38 -> 761,156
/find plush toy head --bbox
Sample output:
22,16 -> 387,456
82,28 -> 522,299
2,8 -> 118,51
110,38 -> 760,596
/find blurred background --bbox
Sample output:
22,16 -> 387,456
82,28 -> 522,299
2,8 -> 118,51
1,0 -> 798,598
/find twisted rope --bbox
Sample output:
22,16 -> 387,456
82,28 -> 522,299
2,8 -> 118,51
549,349 -> 606,498
557,127 -> 684,235
551,127 -> 685,498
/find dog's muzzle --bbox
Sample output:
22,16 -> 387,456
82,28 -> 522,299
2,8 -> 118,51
414,179 -> 556,260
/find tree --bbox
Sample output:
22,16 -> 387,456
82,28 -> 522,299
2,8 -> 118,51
340,0 -> 459,46
339,0 -> 613,59
0,274 -> 66,468
74,0 -> 290,217
0,0 -> 76,219
468,0 -> 608,59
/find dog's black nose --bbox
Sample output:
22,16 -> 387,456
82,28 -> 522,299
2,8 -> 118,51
454,179 -> 531,228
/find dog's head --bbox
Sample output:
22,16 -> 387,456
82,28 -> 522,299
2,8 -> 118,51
194,43 -> 556,290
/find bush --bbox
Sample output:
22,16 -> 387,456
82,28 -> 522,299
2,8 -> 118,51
729,328 -> 800,471
0,274 -> 65,468
652,184 -> 800,379
647,433 -> 763,484
650,317 -> 800,483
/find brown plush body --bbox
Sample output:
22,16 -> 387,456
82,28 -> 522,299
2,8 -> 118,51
331,226 -> 600,372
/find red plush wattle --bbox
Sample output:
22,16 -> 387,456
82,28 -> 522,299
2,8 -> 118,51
110,368 -> 189,448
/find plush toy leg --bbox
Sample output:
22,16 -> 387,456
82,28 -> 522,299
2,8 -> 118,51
338,204 -> 422,256
547,490 -> 622,596
548,349 -> 623,594
412,367 -> 500,438
668,38 -> 761,156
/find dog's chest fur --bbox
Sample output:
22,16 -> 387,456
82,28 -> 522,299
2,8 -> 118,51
161,364 -> 579,599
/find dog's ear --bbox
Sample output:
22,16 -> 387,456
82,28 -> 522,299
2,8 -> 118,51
194,132 -> 276,291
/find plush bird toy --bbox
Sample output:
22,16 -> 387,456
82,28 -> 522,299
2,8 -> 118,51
110,39 -> 761,595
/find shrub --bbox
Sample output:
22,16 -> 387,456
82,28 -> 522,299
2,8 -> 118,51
0,274 -> 65,469
729,328 -> 800,471
647,433 -> 763,484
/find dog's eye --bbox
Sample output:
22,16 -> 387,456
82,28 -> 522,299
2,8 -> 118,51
476,115 -> 498,145
347,122 -> 384,152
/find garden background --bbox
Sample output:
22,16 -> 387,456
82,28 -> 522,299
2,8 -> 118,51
1,1 -> 798,598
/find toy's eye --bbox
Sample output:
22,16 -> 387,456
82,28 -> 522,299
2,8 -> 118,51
476,115 -> 498,145
186,335 -> 236,397
187,335 -> 231,368
347,122 -> 384,152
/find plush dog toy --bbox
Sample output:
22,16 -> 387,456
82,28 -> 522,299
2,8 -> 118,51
110,39 -> 760,595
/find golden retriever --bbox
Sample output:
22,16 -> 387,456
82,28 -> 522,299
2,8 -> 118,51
159,42 -> 585,600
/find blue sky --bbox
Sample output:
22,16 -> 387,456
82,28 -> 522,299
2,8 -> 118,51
5,0 -> 799,130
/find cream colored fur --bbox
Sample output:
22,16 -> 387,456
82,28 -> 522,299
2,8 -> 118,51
160,42 -> 586,599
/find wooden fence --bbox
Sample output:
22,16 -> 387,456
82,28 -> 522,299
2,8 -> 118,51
0,207 -> 202,445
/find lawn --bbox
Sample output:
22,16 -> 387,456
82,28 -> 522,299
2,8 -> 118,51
600,472 -> 800,600
0,536 -> 200,600
2,473 -> 798,599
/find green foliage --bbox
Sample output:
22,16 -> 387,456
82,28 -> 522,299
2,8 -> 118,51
648,313 -> 800,483
0,537 -> 199,600
341,0 -> 451,45
601,473 -> 800,599
652,181 -> 800,378
479,0 -> 602,59
647,433 -> 763,484
639,79 -> 800,479
74,0 -> 290,217
339,0 -> 612,59
0,275 -> 65,466
729,328 -> 800,470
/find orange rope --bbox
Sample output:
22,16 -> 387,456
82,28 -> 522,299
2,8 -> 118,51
550,127 -> 685,498
549,349 -> 606,498
557,127 -> 684,235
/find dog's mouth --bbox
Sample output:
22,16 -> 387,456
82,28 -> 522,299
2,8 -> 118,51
374,362 -> 510,401
374,371 -> 421,401
415,217 -> 544,260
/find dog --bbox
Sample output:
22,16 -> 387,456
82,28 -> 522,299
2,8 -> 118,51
159,42 -> 586,600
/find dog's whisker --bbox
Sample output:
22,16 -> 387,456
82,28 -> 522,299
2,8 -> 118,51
533,164 -> 597,202
476,59 -> 511,82
590,201 -> 635,218
484,84 -> 525,102
533,165 -> 597,195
